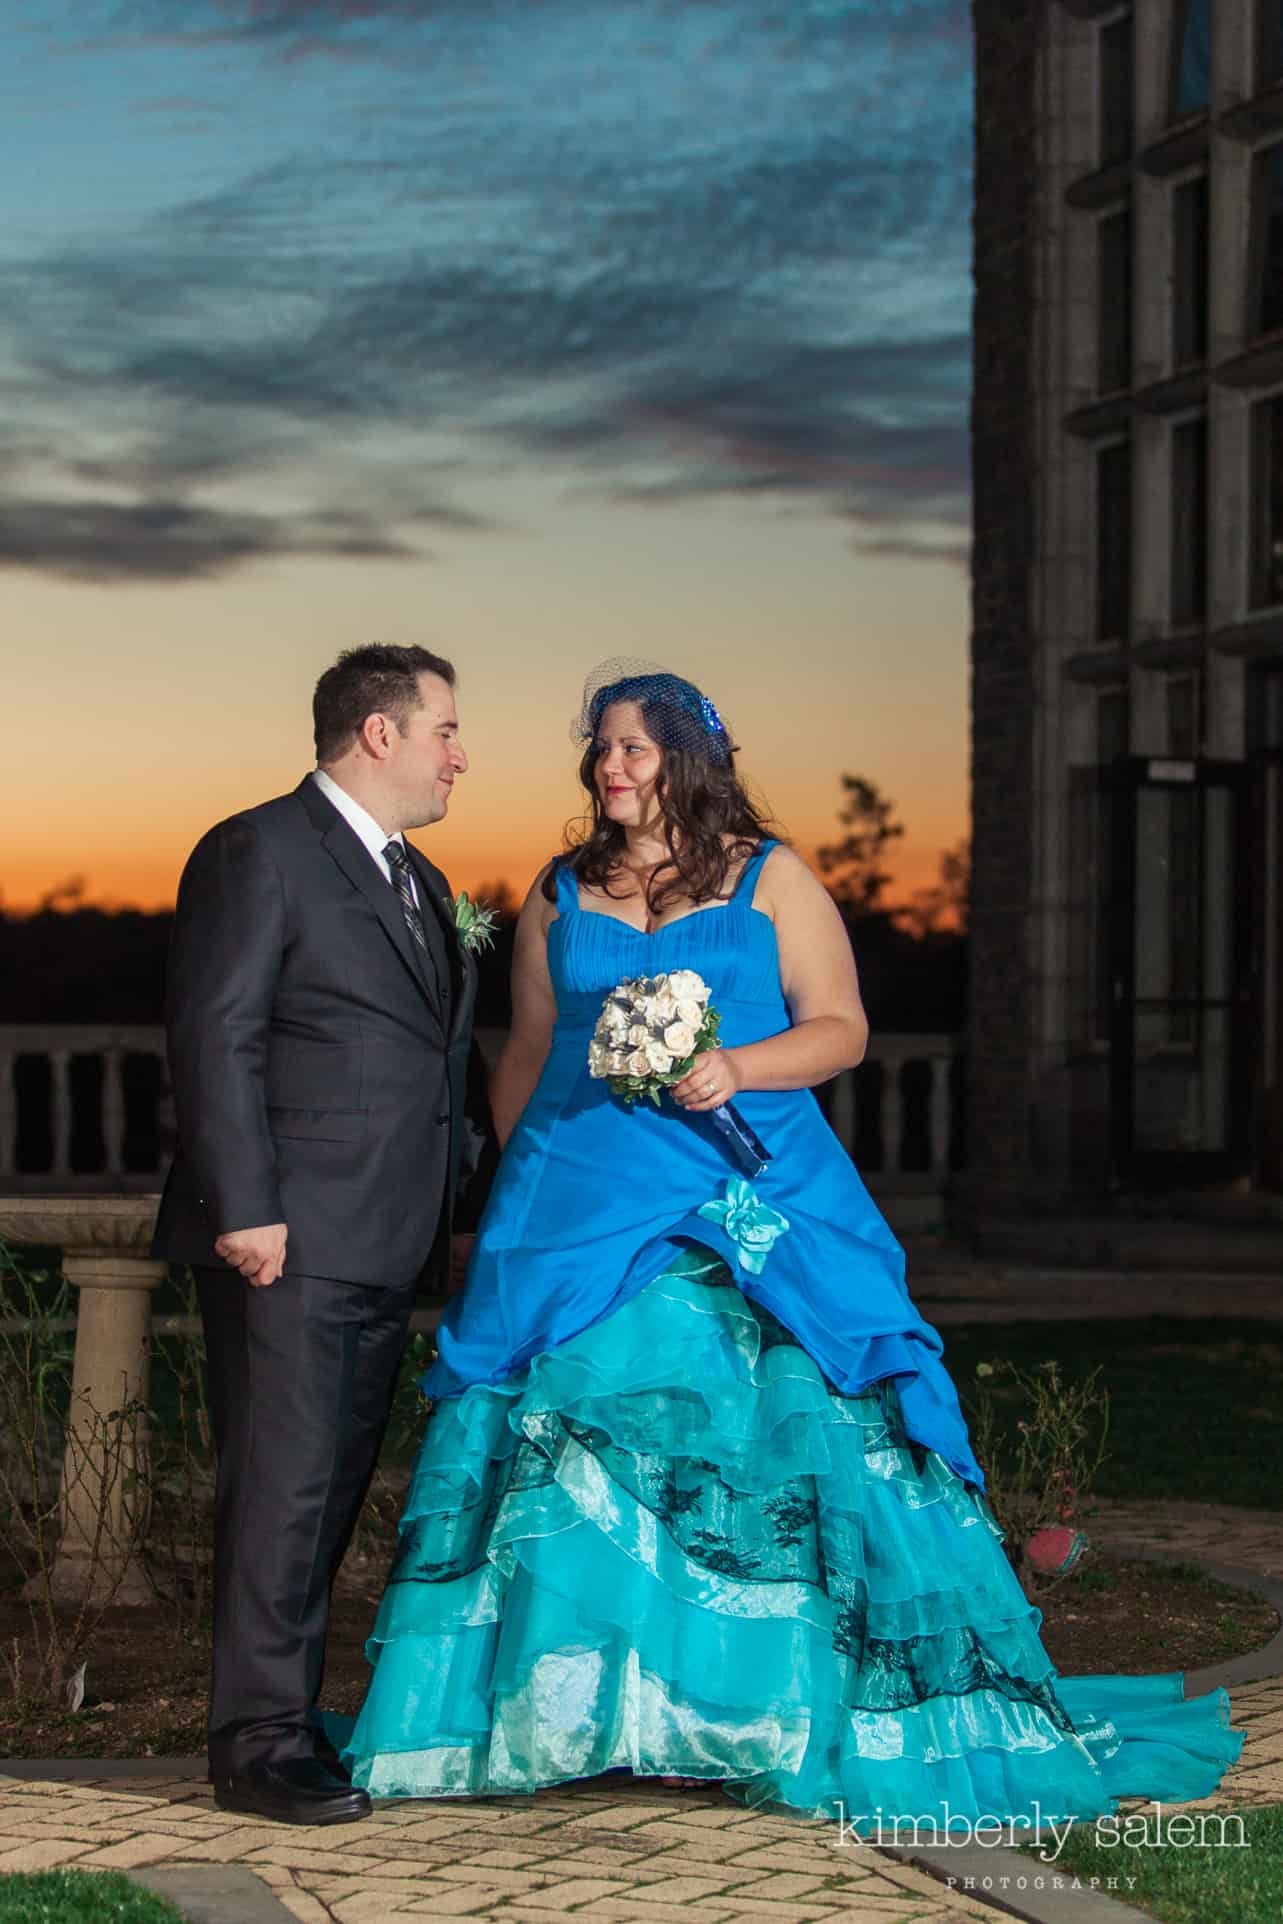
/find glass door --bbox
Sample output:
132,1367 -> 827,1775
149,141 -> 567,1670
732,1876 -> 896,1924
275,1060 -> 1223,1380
1109,758 -> 1252,1183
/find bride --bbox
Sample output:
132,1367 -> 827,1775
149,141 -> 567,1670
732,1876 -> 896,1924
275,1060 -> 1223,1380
336,659 -> 1241,1826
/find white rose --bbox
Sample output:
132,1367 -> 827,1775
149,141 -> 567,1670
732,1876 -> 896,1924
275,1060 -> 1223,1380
627,1023 -> 649,1047
645,1039 -> 674,1075
602,1001 -> 630,1036
663,1021 -> 696,1058
650,987 -> 678,1024
667,970 -> 708,1004
676,998 -> 705,1029
626,1048 -> 651,1077
609,1050 -> 632,1076
588,1040 -> 611,1077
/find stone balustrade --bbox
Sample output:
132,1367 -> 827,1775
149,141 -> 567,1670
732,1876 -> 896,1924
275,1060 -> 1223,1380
0,1025 -> 963,1220
0,1026 -> 172,1192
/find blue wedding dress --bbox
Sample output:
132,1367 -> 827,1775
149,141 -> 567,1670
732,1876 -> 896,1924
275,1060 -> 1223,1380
339,843 -> 1242,1824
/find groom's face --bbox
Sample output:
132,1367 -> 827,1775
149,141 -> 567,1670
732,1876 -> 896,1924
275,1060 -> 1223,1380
392,671 -> 468,828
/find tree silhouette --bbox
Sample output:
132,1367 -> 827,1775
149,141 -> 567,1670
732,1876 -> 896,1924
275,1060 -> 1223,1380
895,838 -> 971,939
816,776 -> 905,916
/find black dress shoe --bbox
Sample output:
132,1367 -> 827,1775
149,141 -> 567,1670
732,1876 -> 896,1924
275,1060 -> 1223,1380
213,1756 -> 371,1826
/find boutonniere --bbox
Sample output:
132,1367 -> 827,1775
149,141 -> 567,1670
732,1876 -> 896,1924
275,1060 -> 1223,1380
451,890 -> 499,955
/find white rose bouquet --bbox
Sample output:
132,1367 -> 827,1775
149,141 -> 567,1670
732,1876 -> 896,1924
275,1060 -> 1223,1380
588,969 -> 770,1177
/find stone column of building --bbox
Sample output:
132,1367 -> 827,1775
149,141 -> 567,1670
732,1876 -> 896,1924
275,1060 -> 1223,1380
966,0 -> 1042,1215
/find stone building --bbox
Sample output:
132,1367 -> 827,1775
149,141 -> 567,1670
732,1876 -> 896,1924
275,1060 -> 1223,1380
969,0 -> 1283,1217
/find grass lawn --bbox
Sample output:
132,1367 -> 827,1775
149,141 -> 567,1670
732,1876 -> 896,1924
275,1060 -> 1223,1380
1021,1804 -> 1283,1924
0,1870 -> 185,1923
940,1317 -> 1283,1511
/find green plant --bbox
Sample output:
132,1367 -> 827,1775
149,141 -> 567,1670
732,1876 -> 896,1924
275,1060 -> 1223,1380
966,1356 -> 1110,1587
0,1240 -> 151,1703
0,1869 -> 185,1923
382,1328 -> 435,1464
942,1317 -> 1283,1510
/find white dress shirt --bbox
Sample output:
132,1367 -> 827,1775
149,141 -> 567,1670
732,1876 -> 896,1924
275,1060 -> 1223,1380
311,768 -> 420,906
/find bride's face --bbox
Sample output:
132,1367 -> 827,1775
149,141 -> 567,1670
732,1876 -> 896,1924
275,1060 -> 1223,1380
592,701 -> 663,829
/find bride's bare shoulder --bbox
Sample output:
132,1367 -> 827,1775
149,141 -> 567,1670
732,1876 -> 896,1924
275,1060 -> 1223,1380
520,857 -> 565,931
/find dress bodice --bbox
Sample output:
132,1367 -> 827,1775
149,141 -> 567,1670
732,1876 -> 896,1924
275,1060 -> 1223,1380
547,841 -> 787,1041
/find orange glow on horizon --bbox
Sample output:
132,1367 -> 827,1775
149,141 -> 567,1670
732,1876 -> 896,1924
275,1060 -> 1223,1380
2,829 -> 966,918
2,511 -> 970,926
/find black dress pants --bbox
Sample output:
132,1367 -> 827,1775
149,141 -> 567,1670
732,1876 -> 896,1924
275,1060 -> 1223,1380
195,1264 -> 417,1776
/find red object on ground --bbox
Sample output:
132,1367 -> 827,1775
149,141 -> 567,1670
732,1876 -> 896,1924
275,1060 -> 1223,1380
1026,1525 -> 1088,1576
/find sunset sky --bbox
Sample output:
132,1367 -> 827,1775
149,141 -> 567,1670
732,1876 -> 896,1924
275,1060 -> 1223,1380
3,0 -> 972,914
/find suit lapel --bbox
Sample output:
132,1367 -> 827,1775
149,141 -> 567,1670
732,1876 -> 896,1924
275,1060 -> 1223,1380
405,842 -> 470,1043
296,778 -> 445,1033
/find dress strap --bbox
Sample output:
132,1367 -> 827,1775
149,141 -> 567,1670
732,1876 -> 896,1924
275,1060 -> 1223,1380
552,858 -> 579,916
730,838 -> 778,905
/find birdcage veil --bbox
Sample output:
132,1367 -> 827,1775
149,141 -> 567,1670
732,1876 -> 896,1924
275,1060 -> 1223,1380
572,657 -> 735,765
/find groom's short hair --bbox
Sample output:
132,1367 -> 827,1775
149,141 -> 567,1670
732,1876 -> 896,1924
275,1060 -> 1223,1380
313,643 -> 456,762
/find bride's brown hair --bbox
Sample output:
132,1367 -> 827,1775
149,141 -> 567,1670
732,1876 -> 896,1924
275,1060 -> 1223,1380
542,671 -> 778,918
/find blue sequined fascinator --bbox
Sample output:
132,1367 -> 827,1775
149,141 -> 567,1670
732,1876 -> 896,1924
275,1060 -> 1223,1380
573,657 -> 735,766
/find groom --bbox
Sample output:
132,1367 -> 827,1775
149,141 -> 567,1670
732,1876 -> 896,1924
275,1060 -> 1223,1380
153,643 -> 475,1825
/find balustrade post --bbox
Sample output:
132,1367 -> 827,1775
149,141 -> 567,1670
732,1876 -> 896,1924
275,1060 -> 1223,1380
0,1049 -> 15,1181
882,1056 -> 904,1174
928,1053 -> 952,1175
829,1067 -> 856,1156
102,1047 -> 126,1180
50,1049 -> 72,1182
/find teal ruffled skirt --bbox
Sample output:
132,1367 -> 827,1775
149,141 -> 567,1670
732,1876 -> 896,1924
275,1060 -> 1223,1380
339,1249 -> 1243,1825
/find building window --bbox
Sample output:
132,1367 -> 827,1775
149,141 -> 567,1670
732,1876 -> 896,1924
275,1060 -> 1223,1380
1097,439 -> 1132,641
1100,13 -> 1134,166
1259,3 -> 1283,91
1251,395 -> 1283,607
1068,687 -> 1130,1049
1098,685 -> 1130,762
1250,143 -> 1283,338
1172,176 -> 1209,366
1166,672 -> 1201,756
1171,0 -> 1211,118
1098,208 -> 1132,393
1171,417 -> 1208,626
1259,667 -> 1283,748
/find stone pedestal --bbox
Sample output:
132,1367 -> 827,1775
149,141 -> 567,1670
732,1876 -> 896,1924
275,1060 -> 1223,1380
56,1251 -> 167,1604
0,1196 -> 164,1606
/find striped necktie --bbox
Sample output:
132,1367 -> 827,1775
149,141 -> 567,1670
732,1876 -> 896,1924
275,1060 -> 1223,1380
384,840 -> 441,997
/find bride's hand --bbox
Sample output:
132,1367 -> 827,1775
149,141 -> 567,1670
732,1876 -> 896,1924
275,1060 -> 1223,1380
670,1048 -> 742,1112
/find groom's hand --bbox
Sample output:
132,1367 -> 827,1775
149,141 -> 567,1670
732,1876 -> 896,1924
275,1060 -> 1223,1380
214,1223 -> 288,1288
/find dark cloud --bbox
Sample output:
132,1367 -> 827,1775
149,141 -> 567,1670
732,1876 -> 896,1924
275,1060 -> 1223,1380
0,497 -> 420,582
501,337 -> 969,526
6,0 -> 973,580
853,533 -> 970,567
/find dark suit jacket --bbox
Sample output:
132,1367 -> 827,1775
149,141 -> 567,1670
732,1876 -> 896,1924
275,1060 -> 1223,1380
152,776 -> 477,1288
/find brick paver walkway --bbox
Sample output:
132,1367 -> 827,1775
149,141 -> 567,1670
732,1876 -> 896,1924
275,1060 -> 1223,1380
3,1621 -> 1280,1924
1087,1497 -> 1283,1582
0,1775 -> 1000,1922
